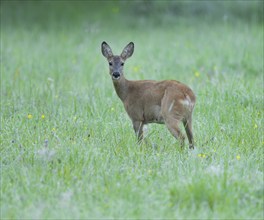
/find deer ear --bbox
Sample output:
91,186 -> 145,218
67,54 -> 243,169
121,42 -> 134,60
101,41 -> 113,58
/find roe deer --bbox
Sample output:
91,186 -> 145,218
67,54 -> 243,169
101,42 -> 196,149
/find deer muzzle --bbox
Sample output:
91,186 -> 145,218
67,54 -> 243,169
112,72 -> 121,80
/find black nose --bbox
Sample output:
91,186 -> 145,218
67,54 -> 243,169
112,72 -> 120,79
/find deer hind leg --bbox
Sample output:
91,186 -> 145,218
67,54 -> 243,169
161,90 -> 186,147
183,117 -> 194,149
164,117 -> 185,148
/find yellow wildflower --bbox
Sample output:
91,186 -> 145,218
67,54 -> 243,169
27,114 -> 33,119
133,66 -> 140,73
236,155 -> 241,160
194,71 -> 200,77
254,124 -> 258,129
41,114 -> 45,119
198,153 -> 206,158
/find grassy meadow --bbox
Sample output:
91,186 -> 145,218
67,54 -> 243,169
1,1 -> 263,219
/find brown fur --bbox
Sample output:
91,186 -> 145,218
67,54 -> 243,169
101,42 -> 196,149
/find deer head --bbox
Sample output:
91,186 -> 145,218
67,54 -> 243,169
101,41 -> 134,80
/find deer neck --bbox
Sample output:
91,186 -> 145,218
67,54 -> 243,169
113,77 -> 130,102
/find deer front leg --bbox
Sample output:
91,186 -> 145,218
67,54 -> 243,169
132,121 -> 144,143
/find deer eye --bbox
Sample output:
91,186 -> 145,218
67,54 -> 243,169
121,63 -> 124,66
109,62 -> 112,66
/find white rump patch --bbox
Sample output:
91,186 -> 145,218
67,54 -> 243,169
180,95 -> 194,109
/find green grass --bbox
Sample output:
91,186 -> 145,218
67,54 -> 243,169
1,1 -> 263,219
